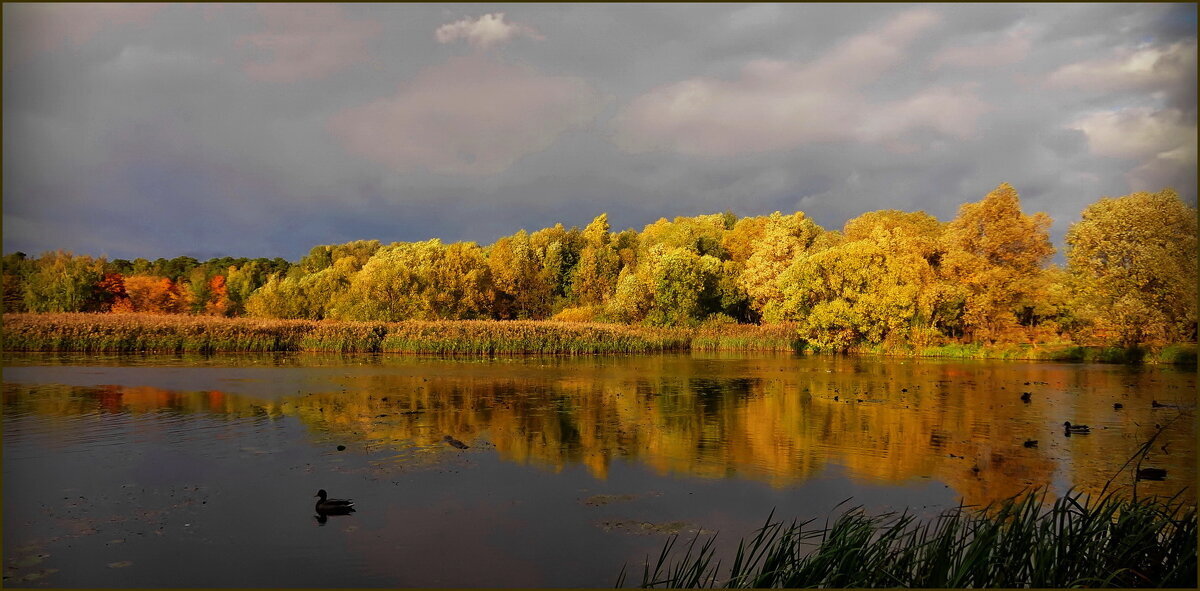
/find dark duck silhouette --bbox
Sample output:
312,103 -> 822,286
443,435 -> 469,449
1136,467 -> 1167,481
314,489 -> 355,514
1113,402 -> 1123,410
1020,392 -> 1032,403
1062,421 -> 1091,435
1023,439 -> 1038,448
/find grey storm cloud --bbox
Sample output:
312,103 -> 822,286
3,2 -> 1196,261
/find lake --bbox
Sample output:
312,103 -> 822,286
3,352 -> 1194,587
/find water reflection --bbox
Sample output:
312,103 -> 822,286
3,354 -> 1194,507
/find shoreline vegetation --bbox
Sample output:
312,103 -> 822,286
3,313 -> 1195,364
617,488 -> 1197,588
4,186 -> 1196,359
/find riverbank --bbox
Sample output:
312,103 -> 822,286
2,313 -> 1195,364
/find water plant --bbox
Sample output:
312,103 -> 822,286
617,488 -> 1196,588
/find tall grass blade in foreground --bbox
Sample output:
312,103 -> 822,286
618,488 -> 1196,588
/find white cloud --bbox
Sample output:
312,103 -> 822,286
1046,40 -> 1197,93
327,56 -> 603,175
435,13 -> 543,50
612,8 -> 991,157
1070,107 -> 1197,192
1071,107 -> 1194,160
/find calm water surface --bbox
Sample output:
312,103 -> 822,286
3,352 -> 1194,587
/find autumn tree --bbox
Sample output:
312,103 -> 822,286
774,210 -> 950,350
122,275 -> 189,313
224,261 -> 272,316
429,242 -> 495,319
637,214 -> 728,259
606,244 -> 722,326
244,273 -> 305,319
741,211 -> 830,322
570,214 -> 621,306
530,223 -> 583,302
337,240 -> 494,321
95,272 -> 128,312
488,230 -> 552,319
941,184 -> 1054,343
1065,188 -> 1198,345
204,275 -> 234,316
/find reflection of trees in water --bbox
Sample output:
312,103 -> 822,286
3,358 -> 1193,507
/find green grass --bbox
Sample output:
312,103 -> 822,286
618,488 -> 1197,588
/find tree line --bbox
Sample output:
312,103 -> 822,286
3,185 -> 1195,350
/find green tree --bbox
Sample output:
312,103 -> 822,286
2,252 -> 33,313
22,251 -> 107,312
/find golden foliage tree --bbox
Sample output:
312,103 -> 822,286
776,210 -> 950,350
488,230 -> 552,319
942,183 -> 1054,343
570,214 -> 620,306
1065,188 -> 1198,345
741,211 -> 829,322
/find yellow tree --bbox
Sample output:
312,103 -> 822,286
488,230 -> 552,319
637,213 -> 728,258
775,218 -> 943,351
530,223 -> 583,300
740,211 -> 829,322
1065,188 -> 1198,345
338,241 -> 440,321
570,213 -> 620,306
942,183 -> 1054,343
429,241 -> 494,319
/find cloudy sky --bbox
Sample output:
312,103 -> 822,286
3,3 -> 1196,261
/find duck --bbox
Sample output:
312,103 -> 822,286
1151,400 -> 1168,408
1020,392 -> 1032,403
1136,467 -> 1167,481
1023,440 -> 1038,448
1113,402 -> 1123,410
443,435 -> 469,450
1062,421 -> 1091,434
314,489 -> 355,514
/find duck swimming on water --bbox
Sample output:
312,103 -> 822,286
315,489 -> 355,514
1136,467 -> 1167,481
1063,421 -> 1091,435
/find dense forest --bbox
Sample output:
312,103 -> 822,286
3,185 -> 1196,351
